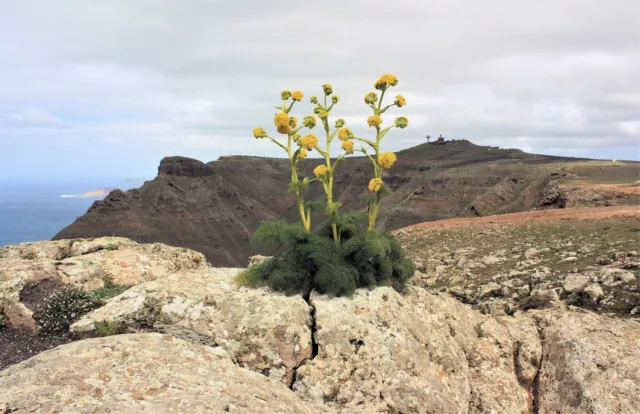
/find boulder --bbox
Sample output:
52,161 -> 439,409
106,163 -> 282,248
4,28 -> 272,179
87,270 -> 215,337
293,287 -> 534,413
71,268 -> 312,386
0,333 -> 320,414
563,274 -> 591,293
0,238 -> 206,330
537,311 -> 640,414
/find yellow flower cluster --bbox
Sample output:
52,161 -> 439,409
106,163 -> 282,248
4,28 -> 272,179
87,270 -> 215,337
395,116 -> 409,129
302,115 -> 317,128
322,84 -> 333,95
274,111 -> 290,135
274,112 -> 289,128
281,90 -> 291,100
342,139 -> 354,154
364,92 -> 378,105
318,110 -> 329,119
332,95 -> 339,104
293,133 -> 302,145
367,115 -> 382,128
394,95 -> 406,107
368,178 -> 384,192
289,116 -> 297,128
253,127 -> 267,139
335,118 -> 345,128
378,152 -> 397,169
297,148 -> 307,160
314,164 -> 328,177
374,74 -> 399,90
301,133 -> 319,150
291,90 -> 303,101
338,127 -> 353,141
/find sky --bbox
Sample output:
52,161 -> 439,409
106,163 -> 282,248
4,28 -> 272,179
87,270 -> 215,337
0,0 -> 638,180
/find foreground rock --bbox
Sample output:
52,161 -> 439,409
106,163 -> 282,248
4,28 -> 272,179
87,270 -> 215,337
71,268 -> 312,386
294,287 -> 534,413
536,311 -> 640,413
2,237 -> 639,413
0,333 -> 320,413
0,237 -> 206,330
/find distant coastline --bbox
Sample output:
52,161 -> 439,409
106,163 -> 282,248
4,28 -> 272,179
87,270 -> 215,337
60,188 -> 116,198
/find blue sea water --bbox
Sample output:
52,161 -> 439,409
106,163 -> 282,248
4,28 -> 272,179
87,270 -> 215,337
0,179 -> 128,247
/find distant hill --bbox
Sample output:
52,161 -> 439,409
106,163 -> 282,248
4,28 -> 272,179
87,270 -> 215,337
53,140 -> 640,266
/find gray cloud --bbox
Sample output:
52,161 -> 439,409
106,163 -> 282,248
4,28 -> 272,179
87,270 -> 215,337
0,0 -> 638,178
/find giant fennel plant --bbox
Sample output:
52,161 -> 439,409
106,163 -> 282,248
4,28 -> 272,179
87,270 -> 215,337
245,74 -> 414,297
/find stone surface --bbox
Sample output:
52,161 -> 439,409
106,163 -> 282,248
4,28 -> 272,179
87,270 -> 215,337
0,333 -> 320,414
0,237 -> 206,330
71,267 -> 312,386
293,287 -> 535,414
536,311 -> 640,414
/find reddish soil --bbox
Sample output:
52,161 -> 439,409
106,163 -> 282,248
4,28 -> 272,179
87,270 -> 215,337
562,181 -> 640,195
400,206 -> 640,231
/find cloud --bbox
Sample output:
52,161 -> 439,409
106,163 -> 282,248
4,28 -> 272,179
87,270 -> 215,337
10,109 -> 70,129
0,0 -> 638,178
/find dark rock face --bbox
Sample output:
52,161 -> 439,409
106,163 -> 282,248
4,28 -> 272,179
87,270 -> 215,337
53,141 -> 639,266
158,156 -> 215,178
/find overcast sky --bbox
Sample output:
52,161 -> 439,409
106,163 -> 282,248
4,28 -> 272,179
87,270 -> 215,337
1,0 -> 638,179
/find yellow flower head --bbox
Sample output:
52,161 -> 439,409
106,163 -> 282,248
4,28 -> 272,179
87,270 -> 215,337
322,83 -> 333,95
291,90 -> 304,102
318,110 -> 329,119
313,106 -> 321,115
364,92 -> 378,105
277,125 -> 291,135
314,164 -> 329,177
395,116 -> 409,129
293,133 -> 302,146
332,95 -> 339,104
394,95 -> 406,107
289,116 -> 297,128
281,90 -> 291,100
378,152 -> 397,169
301,133 -> 319,150
302,115 -> 317,128
335,118 -> 345,128
310,96 -> 318,104
253,127 -> 267,139
337,127 -> 353,141
274,111 -> 289,128
374,74 -> 399,90
342,139 -> 354,154
367,115 -> 383,128
368,178 -> 384,192
297,148 -> 307,161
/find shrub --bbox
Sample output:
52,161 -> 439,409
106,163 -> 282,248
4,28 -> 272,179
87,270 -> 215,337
244,75 -> 413,298
33,287 -> 103,335
93,320 -> 124,337
242,219 -> 415,297
92,278 -> 128,301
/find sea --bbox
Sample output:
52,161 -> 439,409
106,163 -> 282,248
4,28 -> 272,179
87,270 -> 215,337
0,178 -> 135,247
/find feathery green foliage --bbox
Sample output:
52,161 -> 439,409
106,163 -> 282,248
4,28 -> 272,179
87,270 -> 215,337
241,218 -> 415,297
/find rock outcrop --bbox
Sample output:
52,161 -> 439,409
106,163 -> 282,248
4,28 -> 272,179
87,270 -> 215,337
71,268 -> 313,386
2,237 -> 639,413
0,333 -> 321,414
0,237 -> 206,330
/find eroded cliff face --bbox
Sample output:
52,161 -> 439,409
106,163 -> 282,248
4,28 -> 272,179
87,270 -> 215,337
1,237 -> 639,413
53,142 -> 640,266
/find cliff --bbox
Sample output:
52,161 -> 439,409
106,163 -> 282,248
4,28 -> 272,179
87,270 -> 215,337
53,140 -> 640,266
